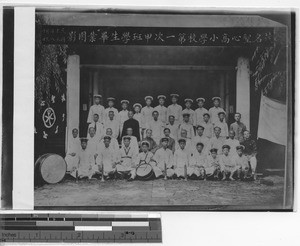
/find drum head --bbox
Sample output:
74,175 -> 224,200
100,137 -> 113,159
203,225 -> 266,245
39,154 -> 66,184
136,163 -> 153,180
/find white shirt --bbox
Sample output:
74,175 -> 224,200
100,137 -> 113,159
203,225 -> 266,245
121,135 -> 139,156
103,118 -> 120,138
87,122 -> 104,141
118,110 -> 129,127
78,148 -> 94,167
104,107 -> 119,121
165,122 -> 180,141
182,108 -> 196,126
214,120 -> 229,138
191,150 -> 207,167
154,105 -> 168,124
201,121 -> 214,139
208,136 -> 225,155
195,107 -> 209,126
66,137 -> 80,155
178,122 -> 195,139
118,146 -> 137,168
141,106 -> 154,128
192,135 -> 209,153
174,148 -> 190,168
87,104 -> 105,123
133,113 -> 143,128
146,120 -> 164,141
224,138 -> 240,155
86,136 -> 98,156
208,106 -> 226,125
167,104 -> 182,122
153,147 -> 174,169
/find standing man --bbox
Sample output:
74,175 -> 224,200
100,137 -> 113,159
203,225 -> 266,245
201,113 -> 214,139
230,112 -> 247,142
208,126 -> 224,155
121,110 -> 141,142
167,94 -> 182,123
195,98 -> 208,126
87,95 -> 105,124
105,97 -> 119,121
208,97 -> 225,125
118,99 -> 129,134
214,112 -> 229,141
133,103 -> 143,137
141,96 -> 154,138
154,95 -> 168,124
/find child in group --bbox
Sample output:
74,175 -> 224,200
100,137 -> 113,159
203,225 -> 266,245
165,115 -> 180,141
189,142 -> 207,180
178,113 -> 195,139
104,97 -> 119,121
182,98 -> 196,126
208,97 -> 225,125
154,95 -> 168,124
224,130 -> 240,155
65,128 -> 81,175
174,138 -> 191,179
158,128 -> 176,153
240,130 -> 257,180
96,136 -> 118,180
146,110 -> 164,144
192,125 -> 209,153
142,129 -> 159,153
219,145 -> 236,181
153,137 -> 175,179
118,100 -> 129,134
103,111 -> 120,139
232,145 -> 250,180
195,98 -> 208,126
230,112 -> 247,142
76,138 -> 96,179
214,112 -> 228,140
208,126 -> 224,155
206,148 -> 222,180
141,96 -> 154,138
133,103 -> 143,138
116,136 -> 137,180
87,95 -> 105,124
201,113 -> 214,139
87,113 -> 104,141
167,94 -> 182,123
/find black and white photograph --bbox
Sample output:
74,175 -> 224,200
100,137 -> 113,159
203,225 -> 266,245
32,9 -> 294,210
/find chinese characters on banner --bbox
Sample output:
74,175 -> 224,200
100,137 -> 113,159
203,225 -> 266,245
41,25 -> 274,46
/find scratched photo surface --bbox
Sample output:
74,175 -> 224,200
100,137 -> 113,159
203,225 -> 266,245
34,10 -> 294,210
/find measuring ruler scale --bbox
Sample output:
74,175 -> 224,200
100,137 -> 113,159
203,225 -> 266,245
0,213 -> 162,243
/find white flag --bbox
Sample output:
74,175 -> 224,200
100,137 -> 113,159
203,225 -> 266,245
258,94 -> 287,146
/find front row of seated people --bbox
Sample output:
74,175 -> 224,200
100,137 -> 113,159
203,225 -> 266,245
65,126 -> 257,181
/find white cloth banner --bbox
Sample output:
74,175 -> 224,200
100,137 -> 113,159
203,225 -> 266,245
258,94 -> 287,146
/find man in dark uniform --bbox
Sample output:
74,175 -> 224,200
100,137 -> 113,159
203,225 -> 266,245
121,110 -> 141,142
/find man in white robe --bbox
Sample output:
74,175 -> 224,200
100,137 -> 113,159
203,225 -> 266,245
189,142 -> 207,179
146,110 -> 164,144
174,139 -> 191,178
65,128 -> 80,173
118,100 -> 129,134
87,95 -> 105,124
103,111 -> 120,139
87,113 -> 104,141
154,95 -> 168,124
167,94 -> 182,123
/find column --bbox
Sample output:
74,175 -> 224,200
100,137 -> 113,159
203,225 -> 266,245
66,55 -> 80,151
236,57 -> 250,129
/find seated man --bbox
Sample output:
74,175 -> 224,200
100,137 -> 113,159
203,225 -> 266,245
116,136 -> 137,180
121,127 -> 139,156
87,127 -> 98,160
224,130 -> 240,156
206,148 -> 222,180
142,129 -> 159,153
175,129 -> 192,153
232,145 -> 251,180
240,130 -> 258,180
87,113 -> 104,141
153,137 -> 175,179
76,138 -> 96,179
190,142 -> 207,180
174,138 -> 191,179
192,125 -> 209,154
158,128 -> 175,153
219,145 -> 236,181
135,141 -> 162,179
65,128 -> 80,174
96,136 -> 118,179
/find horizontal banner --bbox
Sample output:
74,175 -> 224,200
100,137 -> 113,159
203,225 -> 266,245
41,25 -> 274,46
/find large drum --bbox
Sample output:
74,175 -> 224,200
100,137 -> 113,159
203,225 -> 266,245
35,154 -> 66,185
136,162 -> 154,180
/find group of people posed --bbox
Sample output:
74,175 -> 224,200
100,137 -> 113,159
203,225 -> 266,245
65,93 -> 258,181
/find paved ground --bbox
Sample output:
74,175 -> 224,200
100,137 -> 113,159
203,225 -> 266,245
34,176 -> 284,209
